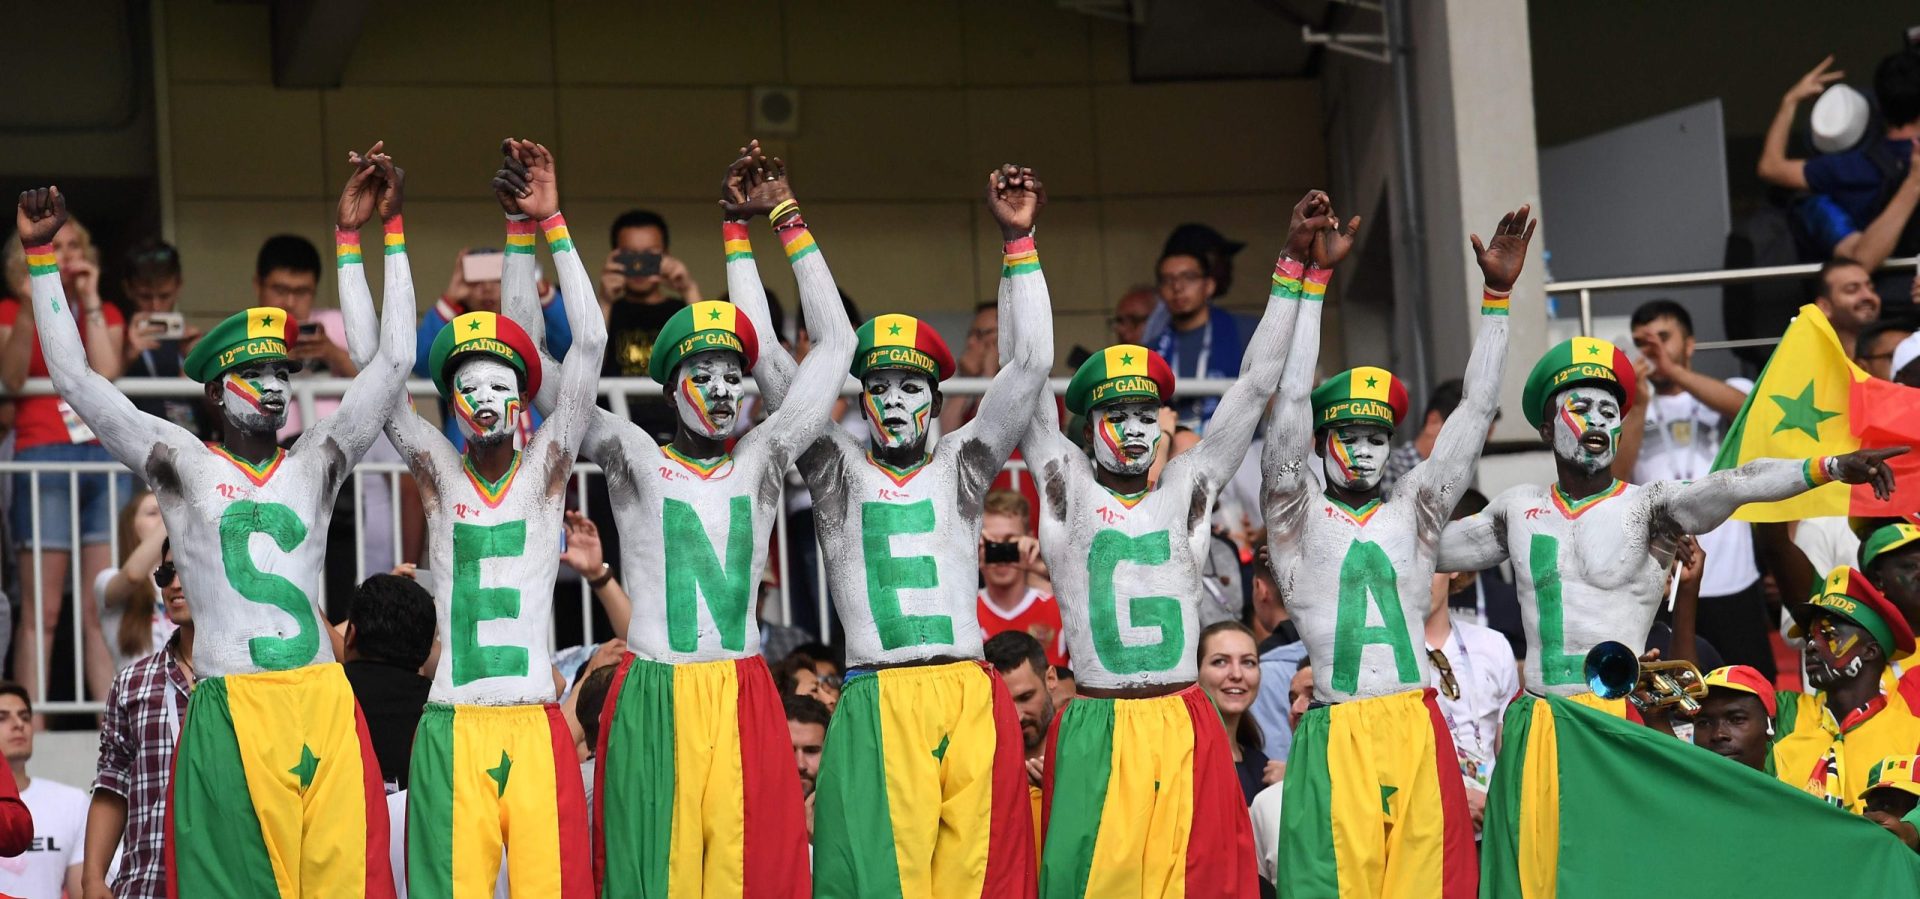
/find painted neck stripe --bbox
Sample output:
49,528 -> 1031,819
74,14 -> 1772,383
208,444 -> 287,486
1550,480 -> 1625,518
461,451 -> 522,508
1328,496 -> 1383,526
1104,485 -> 1151,509
663,445 -> 731,479
865,450 -> 931,487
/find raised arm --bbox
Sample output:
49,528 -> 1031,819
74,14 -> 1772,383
1406,205 -> 1533,515
1436,491 -> 1513,572
718,145 -> 800,407
948,165 -> 1054,462
1837,142 -> 1920,270
1660,449 -> 1904,534
1756,55 -> 1838,191
1259,194 -> 1336,539
14,188 -> 191,470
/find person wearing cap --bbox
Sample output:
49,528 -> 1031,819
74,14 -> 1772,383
1860,755 -> 1920,849
718,152 -> 1051,895
1016,192 -> 1335,899
1438,337 -> 1900,715
1767,567 -> 1920,815
1892,328 -> 1920,386
1264,204 -> 1528,899
1692,665 -> 1779,773
333,141 -> 604,897
18,164 -> 417,895
505,146 -> 849,898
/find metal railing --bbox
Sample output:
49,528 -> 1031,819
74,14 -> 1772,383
1546,254 -> 1920,349
4,374 -> 1238,713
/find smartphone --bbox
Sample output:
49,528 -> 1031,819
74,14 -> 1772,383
984,540 -> 1022,564
615,250 -> 662,279
462,250 -> 504,283
147,311 -> 185,339
298,322 -> 322,338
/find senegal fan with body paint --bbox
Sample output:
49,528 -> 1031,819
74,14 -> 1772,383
720,146 -> 1048,898
505,144 -> 853,899
18,167 -> 417,898
335,140 -> 606,898
1022,191 -> 1340,899
1262,205 -> 1529,899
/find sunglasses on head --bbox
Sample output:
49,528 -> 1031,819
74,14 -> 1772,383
153,563 -> 177,589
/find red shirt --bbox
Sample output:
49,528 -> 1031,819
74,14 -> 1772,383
977,587 -> 1069,668
0,297 -> 125,449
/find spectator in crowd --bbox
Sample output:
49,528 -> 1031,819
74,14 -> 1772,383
1856,314 -> 1916,380
1691,665 -> 1777,773
573,662 -> 617,824
558,509 -> 631,637
598,209 -> 700,438
95,490 -> 176,675
1161,223 -> 1246,299
976,490 -> 1064,666
1050,666 -> 1075,710
87,537 -> 191,899
1760,52 -> 1920,289
340,573 -> 434,793
1380,378 -> 1500,498
936,301 -> 999,434
1110,285 -> 1155,347
1247,558 -> 1306,762
118,238 -> 205,436
1861,755 -> 1920,849
414,246 -> 572,449
771,654 -> 839,713
788,642 -> 842,682
1197,621 -> 1278,804
784,694 -> 830,800
1,213 -> 126,707
759,588 -> 812,666
1813,256 -> 1883,357
1149,240 -> 1246,434
560,639 -> 627,754
1252,660 -> 1318,889
1614,299 -> 1772,679
983,631 -> 1058,781
1425,555 -> 1520,831
1891,326 -> 1920,386
0,681 -> 84,898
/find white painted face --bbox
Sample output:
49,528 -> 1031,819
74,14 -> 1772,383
674,352 -> 744,439
450,356 -> 523,448
219,361 -> 293,434
860,369 -> 936,451
1548,385 -> 1623,473
1090,400 -> 1162,475
1320,423 -> 1392,491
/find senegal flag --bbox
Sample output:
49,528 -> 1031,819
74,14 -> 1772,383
1480,695 -> 1920,897
1709,304 -> 1919,521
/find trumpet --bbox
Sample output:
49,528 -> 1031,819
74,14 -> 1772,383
1583,641 -> 1707,715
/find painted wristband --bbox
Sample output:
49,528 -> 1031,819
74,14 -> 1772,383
541,213 -> 574,253
778,220 -> 817,262
505,217 -> 537,255
1482,288 -> 1510,316
334,231 -> 363,267
24,244 -> 56,277
723,222 -> 753,262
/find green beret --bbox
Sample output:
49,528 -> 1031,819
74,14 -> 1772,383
182,307 -> 297,383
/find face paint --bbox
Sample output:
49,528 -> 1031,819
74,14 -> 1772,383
674,352 -> 744,439
860,369 -> 935,451
1091,400 -> 1161,476
450,357 -> 524,448
1805,617 -> 1868,688
1549,386 -> 1622,473
221,364 -> 291,434
1321,424 -> 1391,491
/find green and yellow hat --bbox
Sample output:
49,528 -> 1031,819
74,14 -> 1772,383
1521,336 -> 1637,429
1791,566 -> 1916,661
182,306 -> 298,383
1311,367 -> 1409,432
1861,755 -> 1920,801
1066,345 -> 1174,416
426,311 -> 540,399
1861,522 -> 1920,571
853,314 -> 956,381
648,300 -> 760,384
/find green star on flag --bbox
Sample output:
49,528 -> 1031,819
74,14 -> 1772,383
888,322 -> 902,335
487,751 -> 513,796
290,744 -> 319,792
260,314 -> 275,328
1365,375 -> 1379,388
468,318 -> 483,331
1119,352 -> 1134,366
1768,382 -> 1840,441
707,308 -> 722,320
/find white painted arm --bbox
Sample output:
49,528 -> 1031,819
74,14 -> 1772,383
1180,254 -> 1305,490
300,217 -> 416,465
739,218 -> 853,465
1406,294 -> 1509,516
1259,262 -> 1325,543
950,236 -> 1053,461
723,220 -> 799,407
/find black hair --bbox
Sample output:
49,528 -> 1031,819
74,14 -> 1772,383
721,288 -> 785,345
791,641 -> 842,672
1877,50 -> 1920,129
784,693 -> 832,729
0,681 -> 28,718
1161,223 -> 1245,295
255,234 -> 321,281
609,209 -> 670,251
575,663 -> 618,752
1818,256 -> 1868,299
1424,378 -> 1466,422
1629,299 -> 1693,338
1858,314 -> 1917,360
984,630 -> 1048,677
348,574 -> 435,671
1054,665 -> 1075,681
123,238 -> 182,284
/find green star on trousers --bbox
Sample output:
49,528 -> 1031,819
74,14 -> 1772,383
1769,381 -> 1840,441
1381,784 -> 1398,815
289,744 -> 319,792
488,751 -> 513,796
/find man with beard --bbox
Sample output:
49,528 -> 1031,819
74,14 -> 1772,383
1264,205 -> 1529,899
1691,665 -> 1778,773
1025,192 -> 1337,899
20,169 -> 414,896
1769,567 -> 1920,814
337,140 -> 605,897
504,146 -> 851,899
984,631 -> 1058,863
722,148 -> 1051,897
1814,257 -> 1884,357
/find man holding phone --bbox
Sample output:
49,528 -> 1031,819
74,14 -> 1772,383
414,245 -> 574,449
598,209 -> 703,440
120,238 -> 207,437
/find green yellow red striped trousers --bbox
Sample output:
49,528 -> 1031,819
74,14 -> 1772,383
1039,684 -> 1255,899
593,653 -> 808,898
1278,687 -> 1475,899
406,702 -> 591,898
166,663 -> 394,898
812,660 -> 1035,899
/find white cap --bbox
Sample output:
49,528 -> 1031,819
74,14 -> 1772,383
1813,84 -> 1871,154
1892,329 -> 1920,380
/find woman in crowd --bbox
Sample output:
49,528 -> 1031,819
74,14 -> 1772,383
1199,620 -> 1283,803
94,490 -> 176,675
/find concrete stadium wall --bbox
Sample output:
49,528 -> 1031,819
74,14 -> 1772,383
155,0 -> 1326,365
